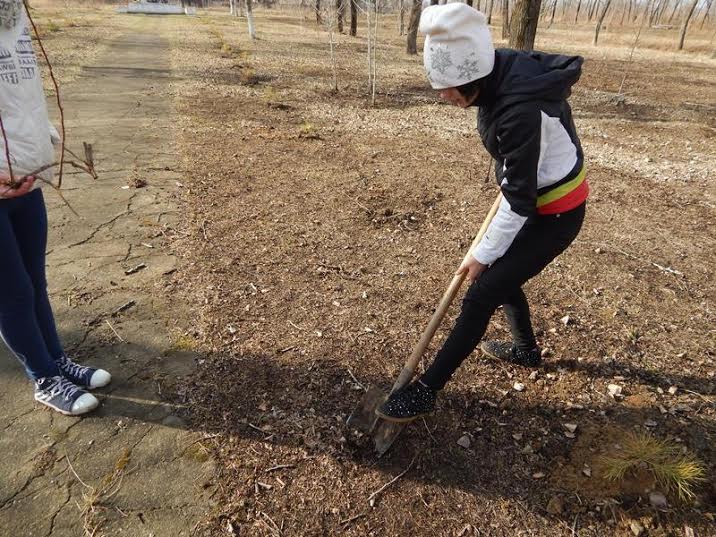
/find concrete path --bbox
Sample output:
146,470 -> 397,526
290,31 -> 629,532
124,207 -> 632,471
0,18 -> 214,537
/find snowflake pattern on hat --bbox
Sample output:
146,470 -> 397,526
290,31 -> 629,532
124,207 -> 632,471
456,53 -> 481,81
430,46 -> 453,75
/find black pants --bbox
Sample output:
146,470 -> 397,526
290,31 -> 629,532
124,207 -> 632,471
420,202 -> 586,390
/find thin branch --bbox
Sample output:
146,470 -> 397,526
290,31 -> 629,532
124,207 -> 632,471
23,0 -> 66,187
367,455 -> 416,506
0,113 -> 15,184
65,455 -> 93,490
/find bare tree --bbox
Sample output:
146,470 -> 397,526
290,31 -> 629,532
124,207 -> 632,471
593,0 -> 613,43
316,0 -> 322,24
668,0 -> 682,23
699,0 -> 713,27
399,0 -> 405,35
350,0 -> 357,36
487,0 -> 495,23
246,0 -> 256,39
548,0 -> 558,25
574,0 -> 582,22
677,0 -> 699,49
406,0 -> 422,54
502,0 -> 510,38
509,0 -> 543,50
336,0 -> 345,32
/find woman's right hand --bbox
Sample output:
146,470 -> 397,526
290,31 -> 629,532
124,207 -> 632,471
0,174 -> 35,199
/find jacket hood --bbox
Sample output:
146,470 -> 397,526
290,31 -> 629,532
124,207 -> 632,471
475,49 -> 583,109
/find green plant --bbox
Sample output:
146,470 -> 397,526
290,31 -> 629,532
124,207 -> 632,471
601,432 -> 706,502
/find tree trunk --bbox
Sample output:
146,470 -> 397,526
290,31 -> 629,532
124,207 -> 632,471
316,0 -> 322,25
488,0 -> 495,23
509,0 -> 542,50
593,0 -> 613,43
406,0 -> 422,54
467,0 -> 474,6
400,0 -> 405,35
350,0 -> 357,36
574,0 -> 582,22
678,0 -> 699,49
502,0 -> 510,38
337,0 -> 345,32
587,0 -> 599,21
699,0 -> 713,28
668,0 -> 682,22
246,0 -> 256,39
549,0 -> 558,25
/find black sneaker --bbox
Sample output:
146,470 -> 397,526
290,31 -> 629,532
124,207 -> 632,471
57,355 -> 111,389
375,381 -> 437,423
34,376 -> 99,416
481,340 -> 542,367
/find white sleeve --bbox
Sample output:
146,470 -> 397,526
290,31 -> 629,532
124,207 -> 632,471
472,195 -> 528,266
48,123 -> 61,146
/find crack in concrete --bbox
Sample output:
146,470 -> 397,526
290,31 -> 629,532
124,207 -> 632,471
66,192 -> 138,250
45,485 -> 71,537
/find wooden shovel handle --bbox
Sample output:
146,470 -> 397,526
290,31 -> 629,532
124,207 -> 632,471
390,192 -> 503,393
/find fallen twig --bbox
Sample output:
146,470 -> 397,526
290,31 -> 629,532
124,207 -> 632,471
340,512 -> 366,526
347,368 -> 367,391
368,456 -> 416,507
105,320 -> 125,343
66,455 -> 92,490
265,464 -> 295,473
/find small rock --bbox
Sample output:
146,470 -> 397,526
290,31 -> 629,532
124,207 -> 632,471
649,491 -> 668,510
668,386 -> 678,395
629,520 -> 645,536
644,419 -> 658,427
546,495 -> 563,515
513,382 -> 526,392
533,472 -> 546,479
162,415 -> 187,428
540,348 -> 552,358
512,433 -> 523,441
457,435 -> 471,449
529,370 -> 539,381
561,315 -> 571,326
608,384 -> 623,398
582,466 -> 592,477
564,432 -> 576,439
563,423 -> 578,433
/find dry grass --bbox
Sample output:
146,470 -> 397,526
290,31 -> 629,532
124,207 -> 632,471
601,432 -> 707,502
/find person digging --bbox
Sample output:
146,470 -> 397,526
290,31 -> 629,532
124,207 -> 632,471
377,3 -> 588,423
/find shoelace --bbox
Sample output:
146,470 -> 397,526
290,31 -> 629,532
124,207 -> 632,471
42,376 -> 80,401
58,356 -> 90,379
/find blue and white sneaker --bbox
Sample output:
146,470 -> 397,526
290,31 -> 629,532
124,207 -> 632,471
34,376 -> 99,416
57,355 -> 111,389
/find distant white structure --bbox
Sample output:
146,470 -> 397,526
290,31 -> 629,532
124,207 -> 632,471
117,1 -> 197,15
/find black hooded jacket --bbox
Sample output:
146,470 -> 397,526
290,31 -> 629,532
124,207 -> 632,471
471,49 -> 585,265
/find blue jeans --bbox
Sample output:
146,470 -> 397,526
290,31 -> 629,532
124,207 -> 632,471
0,189 -> 63,381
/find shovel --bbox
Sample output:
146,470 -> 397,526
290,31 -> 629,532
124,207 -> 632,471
347,192 -> 503,456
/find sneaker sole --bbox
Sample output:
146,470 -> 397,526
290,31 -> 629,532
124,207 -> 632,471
35,398 -> 98,416
374,409 -> 431,423
481,344 -> 542,368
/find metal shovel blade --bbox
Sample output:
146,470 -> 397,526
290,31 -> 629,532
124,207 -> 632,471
346,386 -> 386,433
373,419 -> 408,457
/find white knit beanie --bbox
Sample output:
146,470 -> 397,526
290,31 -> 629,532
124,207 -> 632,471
419,3 -> 495,90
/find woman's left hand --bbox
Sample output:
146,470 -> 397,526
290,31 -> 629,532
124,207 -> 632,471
456,254 -> 487,285
0,175 -> 35,199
